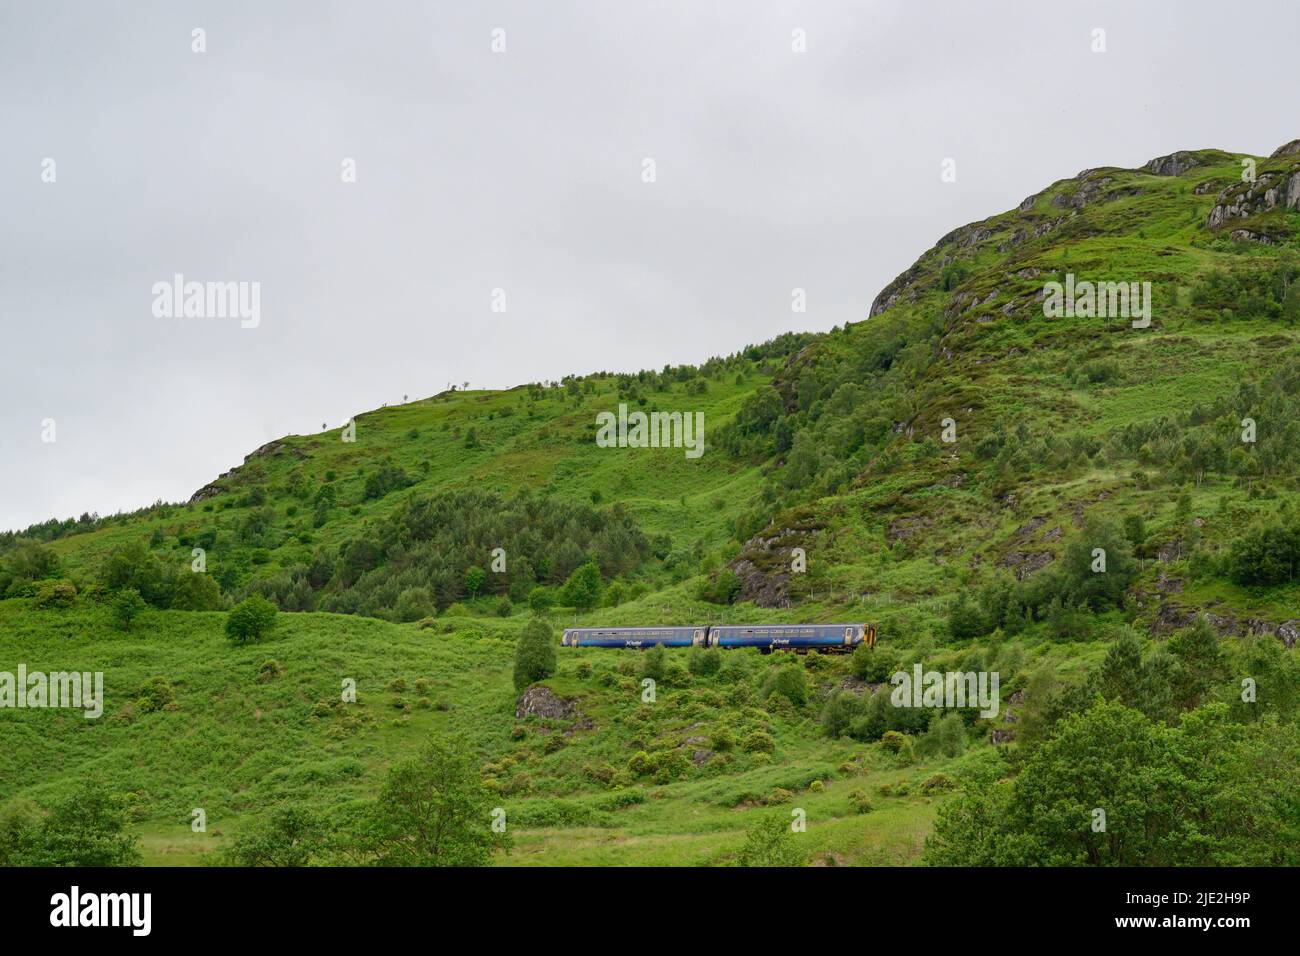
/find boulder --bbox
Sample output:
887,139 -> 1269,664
1144,150 -> 1201,176
515,685 -> 578,720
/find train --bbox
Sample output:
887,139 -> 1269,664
560,623 -> 875,652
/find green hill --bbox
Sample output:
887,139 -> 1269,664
3,141 -> 1299,866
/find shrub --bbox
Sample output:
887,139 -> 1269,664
559,560 -> 603,611
710,727 -> 736,751
170,571 -> 223,611
528,587 -> 554,614
688,645 -> 722,678
1227,521 -> 1300,586
639,645 -> 667,684
762,666 -> 808,709
136,677 -> 175,713
32,580 -> 77,609
848,789 -> 874,814
495,596 -> 513,617
735,814 -> 807,867
921,773 -> 958,795
225,595 -> 279,644
919,713 -> 966,759
221,806 -> 328,867
257,660 -> 284,683
111,588 -> 147,632
742,730 -> 776,754
880,730 -> 908,754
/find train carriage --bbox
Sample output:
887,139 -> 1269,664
707,623 -> 873,651
561,626 -> 707,648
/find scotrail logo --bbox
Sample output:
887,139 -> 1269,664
0,665 -> 103,718
890,665 -> 1000,718
151,274 -> 261,328
1042,273 -> 1152,328
596,403 -> 704,459
50,886 -> 151,936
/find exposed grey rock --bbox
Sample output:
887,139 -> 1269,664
998,550 -> 1054,580
1144,150 -> 1201,176
1278,620 -> 1300,648
1207,168 -> 1300,228
515,685 -> 578,720
1229,228 -> 1274,244
1270,139 -> 1300,158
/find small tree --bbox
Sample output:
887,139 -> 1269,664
464,566 -> 486,599
226,595 -> 278,644
559,560 -> 603,612
111,588 -> 147,632
357,737 -> 507,866
513,616 -> 556,690
5,784 -> 142,867
221,807 -> 328,867
527,587 -> 553,614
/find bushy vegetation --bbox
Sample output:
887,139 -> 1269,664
4,144 -> 1300,869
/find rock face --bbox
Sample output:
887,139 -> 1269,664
1144,150 -> 1201,176
515,685 -> 578,720
1270,139 -> 1300,158
730,522 -> 822,608
998,550 -> 1054,580
1206,167 -> 1300,229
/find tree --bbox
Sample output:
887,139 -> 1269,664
111,588 -> 148,632
527,586 -> 553,614
357,738 -> 507,866
735,813 -> 807,867
513,616 -> 556,690
639,644 -> 667,683
1059,517 -> 1138,611
3,784 -> 142,867
763,666 -> 808,708
559,559 -> 603,612
925,701 -> 1249,866
101,540 -> 170,607
226,595 -> 278,644
1167,616 -> 1226,711
0,541 -> 60,597
171,571 -> 223,611
464,566 -> 486,599
221,807 -> 328,866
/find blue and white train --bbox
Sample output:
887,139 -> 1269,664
561,623 -> 875,652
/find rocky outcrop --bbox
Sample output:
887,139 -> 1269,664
515,685 -> 579,720
244,439 -> 306,464
997,550 -> 1053,580
1144,150 -> 1201,176
1270,139 -> 1300,158
730,523 -> 822,608
1206,167 -> 1300,229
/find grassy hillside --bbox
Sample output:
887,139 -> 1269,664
4,141 -> 1300,866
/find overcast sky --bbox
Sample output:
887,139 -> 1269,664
3,0 -> 1299,532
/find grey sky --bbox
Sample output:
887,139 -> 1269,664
3,0 -> 1298,532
